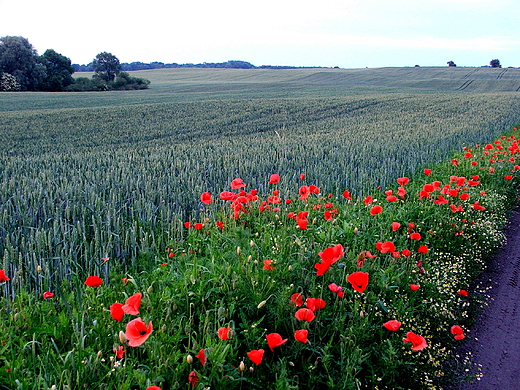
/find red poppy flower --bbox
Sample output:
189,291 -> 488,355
409,232 -> 421,240
290,293 -> 304,307
294,329 -> 309,343
43,291 -> 54,299
409,284 -> 420,291
218,326 -> 232,340
122,292 -> 142,315
219,191 -> 237,201
296,211 -> 308,229
295,308 -> 316,322
386,195 -> 398,202
84,275 -> 102,287
342,190 -> 352,200
195,349 -> 206,366
305,297 -> 326,311
379,241 -> 396,253
184,222 -> 192,229
401,248 -> 411,257
216,220 -> 224,229
471,201 -> 486,210
391,222 -> 401,232
383,320 -> 402,331
146,387 -> 161,390
114,345 -> 125,359
200,192 -> 212,205
328,283 -> 344,298
397,177 -> 409,185
417,245 -> 429,254
318,244 -> 344,264
266,333 -> 288,352
298,185 -> 311,200
125,317 -> 153,347
458,289 -> 469,296
370,205 -> 383,215
110,302 -> 125,322
403,331 -> 427,351
247,349 -> 264,365
230,178 -> 246,189
188,371 -> 199,389
263,259 -> 275,270
0,270 -> 10,282
363,195 -> 374,206
269,174 -> 280,184
314,261 -> 331,275
347,272 -> 369,294
424,169 -> 432,175
451,325 -> 465,340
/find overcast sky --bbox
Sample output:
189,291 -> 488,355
1,0 -> 519,68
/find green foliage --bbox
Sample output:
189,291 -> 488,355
92,52 -> 122,82
0,35 -> 44,91
39,49 -> 75,91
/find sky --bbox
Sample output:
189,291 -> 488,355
1,0 -> 519,68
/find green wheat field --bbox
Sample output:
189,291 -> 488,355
1,66 -> 520,389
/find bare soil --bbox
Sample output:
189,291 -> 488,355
452,206 -> 520,389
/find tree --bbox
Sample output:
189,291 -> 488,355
447,61 -> 456,67
490,59 -> 501,68
40,49 -> 75,91
0,36 -> 44,90
92,52 -> 121,82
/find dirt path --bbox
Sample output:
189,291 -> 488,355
454,206 -> 520,389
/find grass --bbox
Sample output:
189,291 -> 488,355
0,67 -> 520,388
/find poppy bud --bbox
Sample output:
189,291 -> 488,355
161,324 -> 167,332
247,255 -> 252,262
360,311 -> 365,318
36,265 -> 42,273
97,350 -> 103,357
257,300 -> 267,309
187,354 -> 193,364
250,240 -> 255,247
250,367 -> 254,372
147,285 -> 153,294
288,265 -> 293,271
119,330 -> 127,345
51,386 -> 56,390
236,247 -> 241,256
13,313 -> 20,321
354,227 -> 359,234
239,361 -> 245,371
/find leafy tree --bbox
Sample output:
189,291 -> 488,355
447,61 -> 456,67
92,52 -> 121,82
0,72 -> 21,91
490,59 -> 501,68
40,49 -> 75,91
0,36 -> 44,90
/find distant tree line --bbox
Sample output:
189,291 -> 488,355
74,60 -> 331,72
0,36 -> 150,92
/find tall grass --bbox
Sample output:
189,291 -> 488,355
1,94 -> 520,299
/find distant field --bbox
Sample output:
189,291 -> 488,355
1,67 -> 520,286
